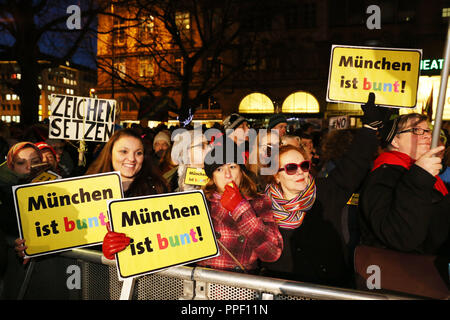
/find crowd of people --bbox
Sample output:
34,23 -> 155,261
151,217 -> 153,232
0,94 -> 449,299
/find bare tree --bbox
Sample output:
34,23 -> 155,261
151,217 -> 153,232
96,0 -> 258,125
0,0 -> 104,125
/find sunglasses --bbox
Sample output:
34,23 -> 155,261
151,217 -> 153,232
278,160 -> 311,175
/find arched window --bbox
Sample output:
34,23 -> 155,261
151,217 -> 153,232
282,91 -> 320,113
238,92 -> 274,114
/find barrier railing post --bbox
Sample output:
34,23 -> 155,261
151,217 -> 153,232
17,259 -> 35,300
119,278 -> 136,300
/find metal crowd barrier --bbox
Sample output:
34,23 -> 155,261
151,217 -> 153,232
56,248 -> 417,300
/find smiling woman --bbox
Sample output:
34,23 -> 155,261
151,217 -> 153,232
85,128 -> 168,197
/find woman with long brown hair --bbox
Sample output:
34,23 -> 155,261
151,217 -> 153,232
87,128 -> 169,260
85,128 -> 168,197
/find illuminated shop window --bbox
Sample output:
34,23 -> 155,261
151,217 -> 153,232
238,93 -> 274,114
282,91 -> 319,113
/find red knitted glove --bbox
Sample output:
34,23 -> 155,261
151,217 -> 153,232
102,224 -> 130,260
220,182 -> 243,212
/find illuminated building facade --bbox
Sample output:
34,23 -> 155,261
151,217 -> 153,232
95,0 -> 450,128
0,60 -> 97,123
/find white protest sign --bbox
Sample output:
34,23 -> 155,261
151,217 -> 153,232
328,116 -> 349,131
49,94 -> 116,142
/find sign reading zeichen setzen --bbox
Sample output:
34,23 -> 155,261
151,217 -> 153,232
49,94 -> 117,142
13,172 -> 123,258
108,190 -> 219,280
327,45 -> 422,108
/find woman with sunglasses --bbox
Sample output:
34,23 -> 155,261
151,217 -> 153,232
262,93 -> 392,287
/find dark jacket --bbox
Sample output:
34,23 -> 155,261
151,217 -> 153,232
263,127 -> 378,287
359,161 -> 450,256
0,161 -> 27,238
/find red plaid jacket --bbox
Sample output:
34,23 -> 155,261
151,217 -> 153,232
197,192 -> 283,271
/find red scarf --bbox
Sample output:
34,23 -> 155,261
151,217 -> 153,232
372,151 -> 448,196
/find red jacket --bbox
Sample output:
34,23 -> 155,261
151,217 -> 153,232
197,193 -> 283,271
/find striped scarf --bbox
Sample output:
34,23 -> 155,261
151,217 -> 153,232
265,176 -> 317,229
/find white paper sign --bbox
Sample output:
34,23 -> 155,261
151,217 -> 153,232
328,115 -> 349,131
49,94 -> 116,142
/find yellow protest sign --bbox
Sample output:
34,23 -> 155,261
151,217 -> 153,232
184,167 -> 209,186
31,170 -> 61,183
327,45 -> 422,107
108,190 -> 219,280
13,172 -> 123,258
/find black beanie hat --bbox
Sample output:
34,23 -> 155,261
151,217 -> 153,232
204,136 -> 246,178
223,113 -> 247,130
379,116 -> 400,147
268,114 -> 288,130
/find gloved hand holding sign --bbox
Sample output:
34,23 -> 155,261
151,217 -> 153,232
361,92 -> 393,130
102,222 -> 130,260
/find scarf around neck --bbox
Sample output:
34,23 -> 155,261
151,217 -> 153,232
265,176 -> 317,229
372,151 -> 448,196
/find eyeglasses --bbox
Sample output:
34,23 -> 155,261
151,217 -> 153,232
278,160 -> 311,175
397,127 -> 432,136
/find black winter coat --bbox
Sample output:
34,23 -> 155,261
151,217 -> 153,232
359,161 -> 450,256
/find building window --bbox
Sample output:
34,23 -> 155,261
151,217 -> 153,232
174,56 -> 184,76
206,58 -> 223,78
114,57 -> 127,79
175,11 -> 191,38
245,53 -> 267,72
139,56 -> 155,78
443,8 -> 450,17
285,5 -> 299,29
113,16 -> 127,45
138,16 -> 155,42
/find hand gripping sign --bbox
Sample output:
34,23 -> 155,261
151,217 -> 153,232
327,45 -> 422,108
107,190 -> 219,280
13,172 -> 123,258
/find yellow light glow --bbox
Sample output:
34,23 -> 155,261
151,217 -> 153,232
282,91 -> 320,113
401,76 -> 450,120
238,93 -> 274,114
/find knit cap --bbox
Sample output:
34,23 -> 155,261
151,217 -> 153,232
153,130 -> 171,148
379,116 -> 400,146
268,114 -> 287,130
203,136 -> 246,178
6,141 -> 42,170
223,113 -> 248,130
35,141 -> 57,158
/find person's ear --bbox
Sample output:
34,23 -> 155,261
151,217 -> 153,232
391,136 -> 400,149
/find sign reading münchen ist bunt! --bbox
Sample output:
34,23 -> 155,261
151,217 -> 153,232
13,172 -> 123,258
327,45 -> 422,108
49,94 -> 117,142
108,190 -> 219,280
